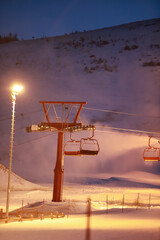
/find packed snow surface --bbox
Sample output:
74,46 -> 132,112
0,164 -> 160,240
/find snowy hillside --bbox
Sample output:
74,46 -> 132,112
0,169 -> 160,240
0,18 -> 160,182
0,163 -> 45,191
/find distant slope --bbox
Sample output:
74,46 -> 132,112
0,18 -> 159,130
67,176 -> 160,189
0,18 -> 160,182
0,163 -> 45,191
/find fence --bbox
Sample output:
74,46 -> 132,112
0,193 -> 159,223
66,192 -> 159,217
0,200 -> 65,223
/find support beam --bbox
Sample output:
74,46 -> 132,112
42,103 -> 50,124
52,132 -> 64,202
27,101 -> 88,202
74,103 -> 84,124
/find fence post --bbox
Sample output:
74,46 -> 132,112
21,200 -> 23,218
41,199 -> 45,220
122,194 -> 124,213
86,198 -> 91,240
50,211 -> 54,219
43,199 -> 45,214
106,195 -> 108,214
67,200 -> 70,218
148,194 -> 151,210
136,193 -> 139,210
0,209 -> 3,219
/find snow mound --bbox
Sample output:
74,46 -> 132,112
0,163 -> 46,191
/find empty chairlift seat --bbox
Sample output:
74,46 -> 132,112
143,147 -> 160,161
80,138 -> 99,155
143,136 -> 160,162
64,127 -> 100,156
64,140 -> 82,156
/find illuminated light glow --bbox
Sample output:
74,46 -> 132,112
12,84 -> 23,94
6,83 -> 23,218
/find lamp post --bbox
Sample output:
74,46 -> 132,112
6,84 -> 23,219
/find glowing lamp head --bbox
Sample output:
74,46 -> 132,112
12,84 -> 23,95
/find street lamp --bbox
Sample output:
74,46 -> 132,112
6,84 -> 23,219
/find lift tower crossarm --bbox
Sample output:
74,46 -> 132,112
39,101 -> 87,130
39,101 -> 87,104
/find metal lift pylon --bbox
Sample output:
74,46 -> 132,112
53,131 -> 64,202
27,101 -> 96,202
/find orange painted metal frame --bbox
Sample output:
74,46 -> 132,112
39,101 -> 87,202
143,136 -> 160,162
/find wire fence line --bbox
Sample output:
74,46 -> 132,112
0,200 -> 65,223
0,192 -> 159,223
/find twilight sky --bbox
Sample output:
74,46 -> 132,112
0,0 -> 160,40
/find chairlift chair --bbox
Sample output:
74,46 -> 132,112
64,139 -> 82,156
79,127 -> 100,156
80,138 -> 99,155
143,136 -> 160,162
64,127 -> 100,156
64,131 -> 82,156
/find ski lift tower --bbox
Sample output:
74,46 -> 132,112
27,101 -> 96,202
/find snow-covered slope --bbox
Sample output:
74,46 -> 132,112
67,176 -> 160,189
0,163 -> 45,190
0,18 -> 160,181
67,170 -> 160,187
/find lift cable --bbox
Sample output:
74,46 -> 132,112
0,132 -> 57,153
95,125 -> 160,136
1,105 -> 160,123
10,126 -> 160,148
14,133 -> 56,147
0,126 -> 159,155
83,107 -> 160,119
0,107 -> 160,150
0,109 -> 42,122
